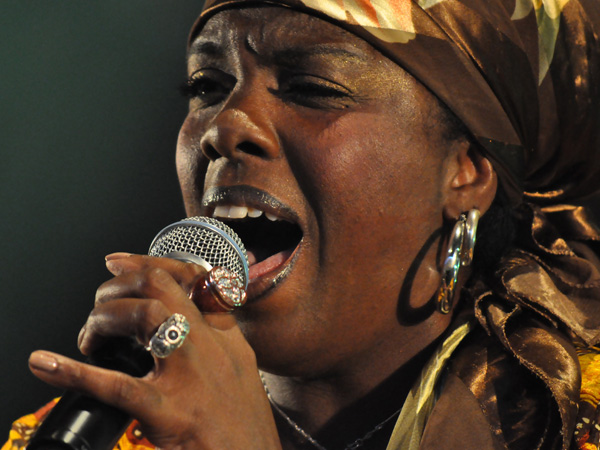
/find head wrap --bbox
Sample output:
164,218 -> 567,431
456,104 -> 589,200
189,1 -> 600,445
192,0 -> 600,206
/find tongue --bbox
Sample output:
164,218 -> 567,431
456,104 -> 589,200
247,250 -> 258,266
248,249 -> 293,281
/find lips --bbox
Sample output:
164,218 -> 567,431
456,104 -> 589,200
202,186 -> 303,300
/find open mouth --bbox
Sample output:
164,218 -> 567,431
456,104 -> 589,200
209,204 -> 303,283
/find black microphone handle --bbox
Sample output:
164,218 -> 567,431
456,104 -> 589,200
27,337 -> 154,450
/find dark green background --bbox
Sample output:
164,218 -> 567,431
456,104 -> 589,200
1,1 -> 203,433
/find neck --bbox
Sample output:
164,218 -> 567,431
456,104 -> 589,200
262,336 -> 442,450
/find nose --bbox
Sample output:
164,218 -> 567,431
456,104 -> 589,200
200,92 -> 280,162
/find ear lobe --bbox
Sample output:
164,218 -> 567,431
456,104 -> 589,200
443,145 -> 498,219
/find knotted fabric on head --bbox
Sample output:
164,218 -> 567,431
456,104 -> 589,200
190,2 -> 600,444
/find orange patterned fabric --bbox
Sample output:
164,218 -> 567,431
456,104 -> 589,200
575,346 -> 600,450
1,399 -> 155,450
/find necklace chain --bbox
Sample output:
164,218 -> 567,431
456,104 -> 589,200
261,376 -> 401,450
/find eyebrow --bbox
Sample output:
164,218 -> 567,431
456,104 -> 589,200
188,39 -> 368,66
187,39 -> 224,59
272,44 -> 368,65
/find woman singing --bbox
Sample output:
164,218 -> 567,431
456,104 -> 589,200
5,0 -> 600,448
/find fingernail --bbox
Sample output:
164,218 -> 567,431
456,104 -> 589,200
106,258 -> 140,275
105,252 -> 133,261
29,351 -> 59,373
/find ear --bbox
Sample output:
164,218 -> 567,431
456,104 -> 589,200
443,143 -> 497,220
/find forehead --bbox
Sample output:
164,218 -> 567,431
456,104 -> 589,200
189,6 -> 374,62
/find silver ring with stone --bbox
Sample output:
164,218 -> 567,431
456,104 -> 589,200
146,313 -> 190,358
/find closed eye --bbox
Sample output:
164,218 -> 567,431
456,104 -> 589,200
180,69 -> 235,108
274,73 -> 355,109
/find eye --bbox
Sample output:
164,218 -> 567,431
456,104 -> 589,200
276,73 -> 355,109
180,69 -> 235,108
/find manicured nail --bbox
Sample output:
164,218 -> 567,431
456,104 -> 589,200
106,257 -> 141,275
105,252 -> 133,261
29,351 -> 59,373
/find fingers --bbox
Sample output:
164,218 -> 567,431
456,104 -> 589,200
103,266 -> 190,311
96,254 -> 208,308
96,254 -> 239,329
78,297 -> 171,356
83,266 -> 208,354
29,350 -> 159,419
104,254 -> 207,290
28,253 -> 267,449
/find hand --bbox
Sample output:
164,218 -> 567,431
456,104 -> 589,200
29,254 -> 281,450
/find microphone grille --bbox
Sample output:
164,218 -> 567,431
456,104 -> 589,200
148,217 -> 249,288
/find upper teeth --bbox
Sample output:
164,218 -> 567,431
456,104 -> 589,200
212,205 -> 281,221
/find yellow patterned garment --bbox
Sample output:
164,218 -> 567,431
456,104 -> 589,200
1,399 -> 155,450
574,346 -> 600,450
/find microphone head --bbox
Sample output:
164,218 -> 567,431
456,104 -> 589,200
148,217 -> 249,288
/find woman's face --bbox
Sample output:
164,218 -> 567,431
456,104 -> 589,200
178,7 -> 458,377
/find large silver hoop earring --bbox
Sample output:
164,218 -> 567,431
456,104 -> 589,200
437,209 -> 480,314
462,209 -> 481,266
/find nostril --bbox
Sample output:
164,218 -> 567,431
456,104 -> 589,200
199,109 -> 279,161
237,141 -> 267,158
202,144 -> 221,162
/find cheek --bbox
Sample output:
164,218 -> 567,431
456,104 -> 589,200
288,110 -> 446,296
296,114 -> 445,327
176,117 -> 207,215
297,111 -> 444,225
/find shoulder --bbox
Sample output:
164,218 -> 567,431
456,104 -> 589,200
422,325 -> 568,449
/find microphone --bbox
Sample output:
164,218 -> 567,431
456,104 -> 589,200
27,217 -> 249,450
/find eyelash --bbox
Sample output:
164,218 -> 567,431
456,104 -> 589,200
282,80 -> 350,100
181,71 -> 353,109
180,71 -> 231,107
